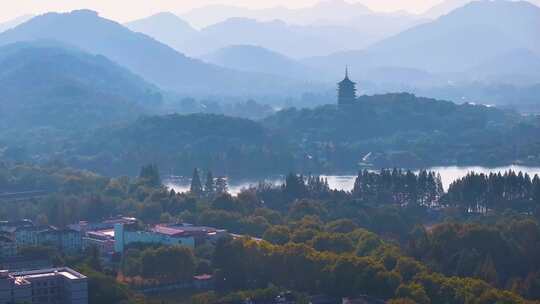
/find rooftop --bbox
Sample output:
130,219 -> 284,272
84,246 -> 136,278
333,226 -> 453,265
193,274 -> 213,281
86,229 -> 115,240
151,224 -> 224,237
0,234 -> 14,242
11,267 -> 87,281
69,217 -> 137,232
15,225 -> 56,233
151,225 -> 186,237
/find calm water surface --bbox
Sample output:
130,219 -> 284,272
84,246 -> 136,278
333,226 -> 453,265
166,165 -> 540,196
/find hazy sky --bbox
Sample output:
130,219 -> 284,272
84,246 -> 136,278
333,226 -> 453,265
0,0 -> 446,23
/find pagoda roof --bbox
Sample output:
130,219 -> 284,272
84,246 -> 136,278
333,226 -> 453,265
338,66 -> 356,85
339,76 -> 356,85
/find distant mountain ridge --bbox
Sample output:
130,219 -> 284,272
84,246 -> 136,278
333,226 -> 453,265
126,14 -> 382,58
304,0 -> 540,76
127,1 -> 426,58
421,0 -> 540,18
125,12 -> 198,51
466,49 -> 540,84
201,45 -> 318,80
421,0 -> 473,18
0,42 -> 160,132
0,10 -> 299,96
180,0 -> 376,28
0,15 -> 34,33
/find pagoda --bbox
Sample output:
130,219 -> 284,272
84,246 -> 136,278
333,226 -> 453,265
337,67 -> 357,106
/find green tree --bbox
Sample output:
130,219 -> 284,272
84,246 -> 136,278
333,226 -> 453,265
139,164 -> 161,187
211,193 -> 238,212
215,176 -> 229,195
311,233 -> 354,254
396,283 -> 430,304
190,168 -> 203,196
140,245 -> 196,283
86,245 -> 103,272
263,226 -> 290,245
326,219 -> 358,233
284,173 -> 307,201
82,267 -> 132,304
204,171 -> 216,198
476,255 -> 498,286
387,299 -> 416,304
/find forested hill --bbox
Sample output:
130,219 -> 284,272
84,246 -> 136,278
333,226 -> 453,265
263,93 -> 515,142
0,42 -> 162,131
0,42 -> 164,159
68,114 -> 295,177
53,94 -> 540,177
262,93 -> 539,169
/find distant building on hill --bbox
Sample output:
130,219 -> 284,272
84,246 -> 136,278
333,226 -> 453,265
68,217 -> 137,257
0,267 -> 88,304
0,233 -> 16,258
0,220 -> 33,234
337,67 -> 357,106
0,256 -> 52,272
14,226 -> 82,254
114,222 -> 227,253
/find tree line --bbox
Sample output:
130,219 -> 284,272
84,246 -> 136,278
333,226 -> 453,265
4,163 -> 540,302
444,171 -> 540,214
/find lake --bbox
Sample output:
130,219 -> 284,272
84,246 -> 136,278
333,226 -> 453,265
165,165 -> 540,196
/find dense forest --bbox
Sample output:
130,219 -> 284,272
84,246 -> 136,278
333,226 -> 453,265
3,93 -> 539,177
2,163 -> 540,303
263,93 -> 540,170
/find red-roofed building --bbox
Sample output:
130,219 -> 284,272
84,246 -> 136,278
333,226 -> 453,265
114,223 -> 227,253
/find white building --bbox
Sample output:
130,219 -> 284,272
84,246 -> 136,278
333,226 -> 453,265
114,223 -> 227,253
0,267 -> 88,304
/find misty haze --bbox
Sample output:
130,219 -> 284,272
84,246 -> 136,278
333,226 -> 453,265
0,1 -> 540,304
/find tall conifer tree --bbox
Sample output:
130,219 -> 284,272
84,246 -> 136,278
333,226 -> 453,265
190,168 -> 203,196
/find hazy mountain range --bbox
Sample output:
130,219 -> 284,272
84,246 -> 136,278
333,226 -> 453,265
0,0 -> 538,112
304,0 -> 540,81
124,0 -> 540,86
127,14 -> 393,58
127,0 -> 540,60
177,0 -> 423,29
0,15 -> 34,33
0,10 -> 313,97
0,42 -> 158,134
422,0 -> 540,18
201,45 -> 317,80
125,0 -> 433,58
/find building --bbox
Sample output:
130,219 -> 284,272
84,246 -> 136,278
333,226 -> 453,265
0,267 -> 87,304
68,217 -> 136,256
0,233 -> 16,258
337,67 -> 357,106
15,226 -> 82,254
0,220 -> 34,234
0,256 -> 52,272
114,223 -> 227,253
114,223 -> 195,253
82,229 -> 115,256
68,217 -> 136,233
0,269 -> 32,304
165,223 -> 227,246
193,274 -> 213,290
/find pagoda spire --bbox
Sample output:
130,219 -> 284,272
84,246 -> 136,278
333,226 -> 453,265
337,66 -> 357,106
